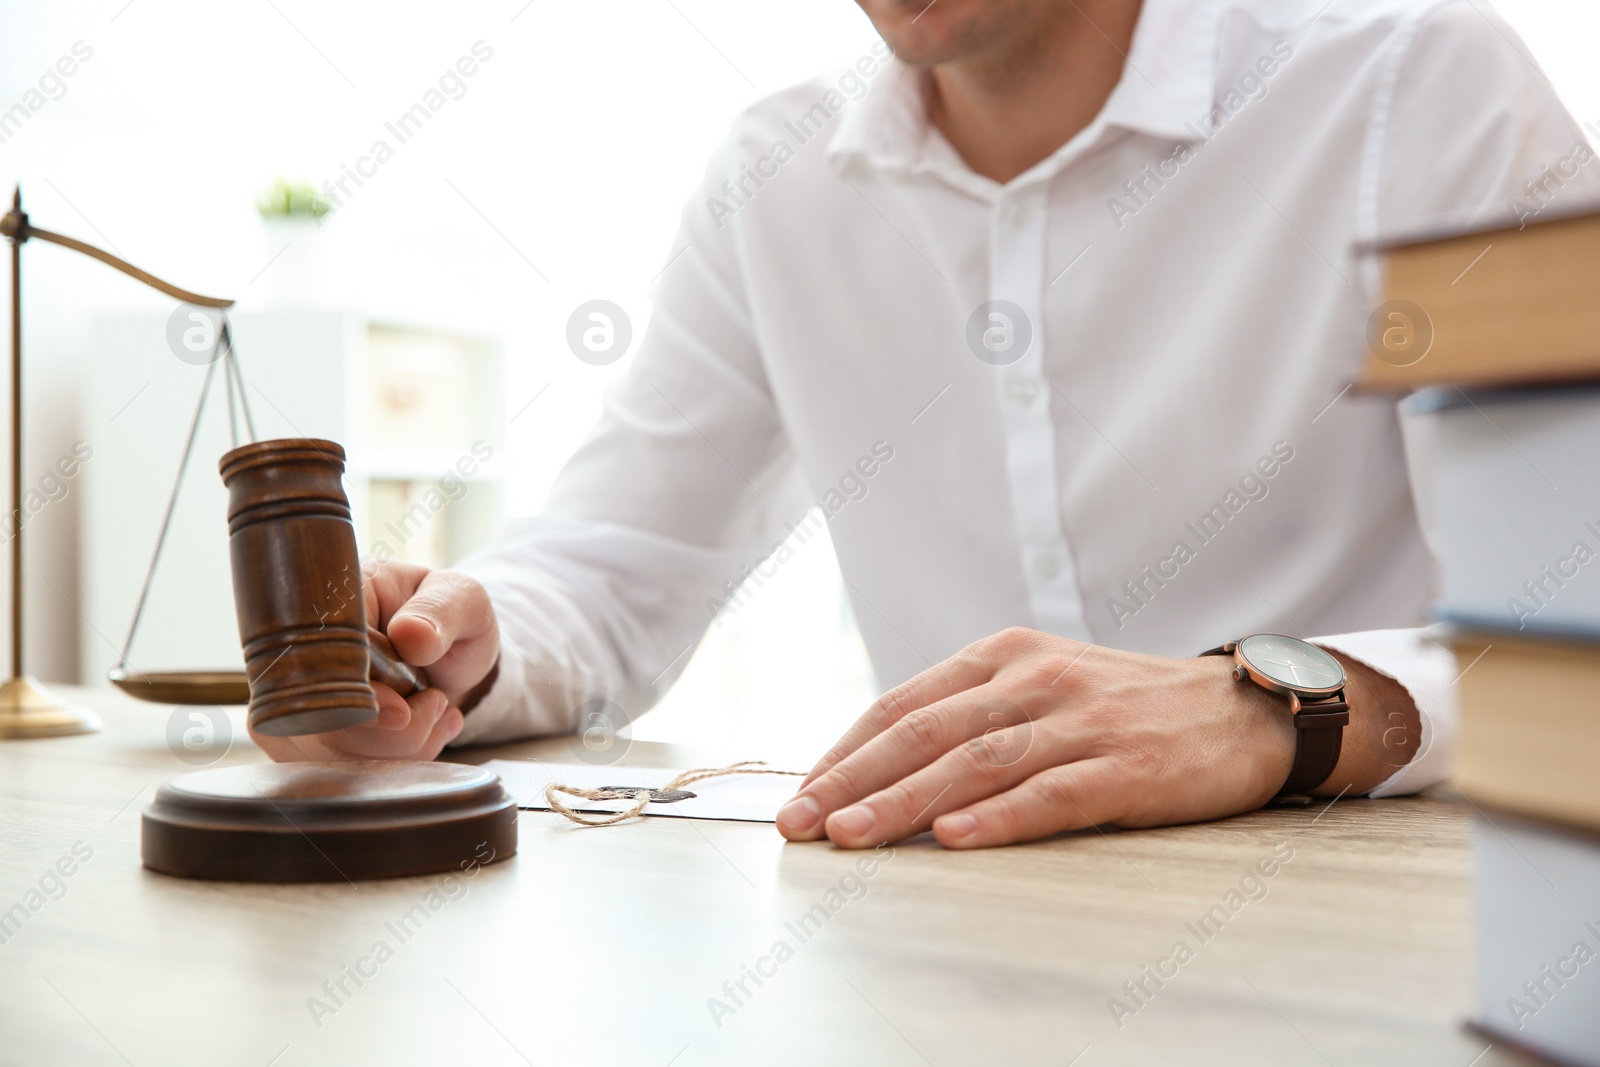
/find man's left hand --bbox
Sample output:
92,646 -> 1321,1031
776,627 -> 1412,849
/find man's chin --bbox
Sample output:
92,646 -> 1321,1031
870,29 -> 971,70
858,0 -> 1021,69
876,40 -> 948,69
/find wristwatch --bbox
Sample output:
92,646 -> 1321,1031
1201,633 -> 1349,799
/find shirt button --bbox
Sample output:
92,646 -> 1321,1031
1008,380 -> 1038,405
1033,553 -> 1062,580
1008,203 -> 1033,230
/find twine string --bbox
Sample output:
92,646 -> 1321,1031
544,760 -> 804,827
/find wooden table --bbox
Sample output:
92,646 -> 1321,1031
0,686 -> 1530,1066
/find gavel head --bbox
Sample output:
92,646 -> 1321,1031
220,438 -> 379,737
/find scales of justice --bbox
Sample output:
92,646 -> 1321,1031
0,187 -> 516,881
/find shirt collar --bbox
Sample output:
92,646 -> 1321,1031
830,0 -> 1225,173
1098,0 -> 1227,142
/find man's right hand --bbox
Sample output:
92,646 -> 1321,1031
250,560 -> 502,763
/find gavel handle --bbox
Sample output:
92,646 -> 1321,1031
366,627 -> 431,697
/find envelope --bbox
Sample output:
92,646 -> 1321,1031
484,759 -> 805,823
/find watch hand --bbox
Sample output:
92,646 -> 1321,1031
1260,656 -> 1300,673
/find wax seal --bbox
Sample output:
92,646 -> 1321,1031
600,786 -> 697,803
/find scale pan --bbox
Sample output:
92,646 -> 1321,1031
108,668 -> 250,705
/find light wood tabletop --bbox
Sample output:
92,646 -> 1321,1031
0,686 -> 1533,1067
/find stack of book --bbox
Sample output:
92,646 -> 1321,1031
1365,204 -> 1600,1067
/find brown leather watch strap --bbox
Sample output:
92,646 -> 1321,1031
1278,695 -> 1348,797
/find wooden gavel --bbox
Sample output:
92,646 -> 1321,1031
220,438 -> 430,737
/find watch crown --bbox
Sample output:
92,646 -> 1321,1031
1233,666 -> 1247,681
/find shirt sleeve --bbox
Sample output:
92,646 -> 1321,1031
1315,2 -> 1595,793
449,127 -> 807,747
1369,0 -> 1600,242
1311,629 -> 1459,797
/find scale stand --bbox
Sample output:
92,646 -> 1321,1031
0,186 -> 236,739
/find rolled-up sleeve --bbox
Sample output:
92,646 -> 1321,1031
1313,629 -> 1459,797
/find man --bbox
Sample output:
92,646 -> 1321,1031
255,0 -> 1597,848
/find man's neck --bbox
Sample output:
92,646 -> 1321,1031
925,1 -> 1144,184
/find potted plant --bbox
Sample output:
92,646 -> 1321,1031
254,179 -> 335,306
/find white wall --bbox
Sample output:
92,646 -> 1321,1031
1494,0 -> 1600,132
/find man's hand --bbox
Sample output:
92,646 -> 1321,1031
250,561 -> 501,763
776,627 -> 1419,849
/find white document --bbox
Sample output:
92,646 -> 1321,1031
485,759 -> 804,823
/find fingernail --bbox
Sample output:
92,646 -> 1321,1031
395,613 -> 441,637
940,813 -> 977,840
833,805 -> 876,839
777,795 -> 821,834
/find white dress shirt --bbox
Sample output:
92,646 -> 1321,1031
455,0 -> 1598,797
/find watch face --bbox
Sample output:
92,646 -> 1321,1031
1237,634 -> 1345,693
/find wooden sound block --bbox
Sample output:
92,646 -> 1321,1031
141,761 -> 517,883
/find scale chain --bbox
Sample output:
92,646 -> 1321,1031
115,317 -> 255,672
